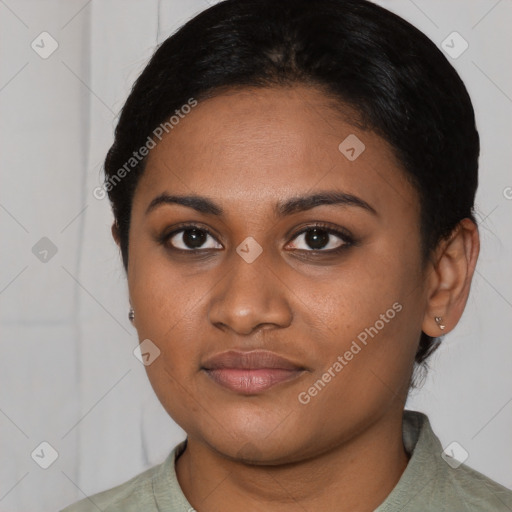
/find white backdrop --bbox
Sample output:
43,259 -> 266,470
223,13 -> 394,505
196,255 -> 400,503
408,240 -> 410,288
0,1 -> 511,510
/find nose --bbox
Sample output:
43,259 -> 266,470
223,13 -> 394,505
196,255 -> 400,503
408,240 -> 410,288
207,250 -> 293,335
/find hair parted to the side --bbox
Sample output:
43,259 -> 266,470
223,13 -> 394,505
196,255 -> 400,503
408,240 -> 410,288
103,0 -> 479,382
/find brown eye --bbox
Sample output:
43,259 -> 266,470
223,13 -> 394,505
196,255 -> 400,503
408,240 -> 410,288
287,225 -> 353,252
165,226 -> 222,251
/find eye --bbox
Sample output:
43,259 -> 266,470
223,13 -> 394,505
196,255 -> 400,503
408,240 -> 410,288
286,224 -> 353,252
159,222 -> 354,254
163,225 -> 223,251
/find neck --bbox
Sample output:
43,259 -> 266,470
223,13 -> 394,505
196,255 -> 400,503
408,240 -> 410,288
175,408 -> 410,512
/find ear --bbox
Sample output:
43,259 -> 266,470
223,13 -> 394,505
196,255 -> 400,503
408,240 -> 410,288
422,218 -> 480,336
111,221 -> 121,247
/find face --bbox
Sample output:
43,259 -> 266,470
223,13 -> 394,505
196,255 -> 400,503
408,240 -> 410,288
126,85 -> 428,464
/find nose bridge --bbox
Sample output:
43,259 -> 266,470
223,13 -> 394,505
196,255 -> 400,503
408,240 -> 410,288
208,243 -> 292,334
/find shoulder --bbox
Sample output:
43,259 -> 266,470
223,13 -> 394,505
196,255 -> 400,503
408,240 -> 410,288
406,410 -> 512,511
59,441 -> 186,512
59,463 -> 160,512
377,410 -> 512,511
441,458 -> 512,511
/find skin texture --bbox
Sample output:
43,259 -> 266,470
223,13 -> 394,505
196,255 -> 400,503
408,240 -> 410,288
113,85 -> 479,511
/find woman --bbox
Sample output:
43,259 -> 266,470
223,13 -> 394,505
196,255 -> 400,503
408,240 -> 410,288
62,0 -> 512,510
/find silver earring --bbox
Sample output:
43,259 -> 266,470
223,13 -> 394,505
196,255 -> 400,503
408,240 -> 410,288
128,308 -> 135,322
434,316 -> 445,330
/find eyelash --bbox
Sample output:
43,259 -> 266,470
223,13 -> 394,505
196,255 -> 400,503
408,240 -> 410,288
157,222 -> 356,256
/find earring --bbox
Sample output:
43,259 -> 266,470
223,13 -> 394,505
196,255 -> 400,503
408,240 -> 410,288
128,308 -> 135,322
434,316 -> 445,330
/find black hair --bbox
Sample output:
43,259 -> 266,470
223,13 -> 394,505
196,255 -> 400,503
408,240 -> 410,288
103,0 -> 479,375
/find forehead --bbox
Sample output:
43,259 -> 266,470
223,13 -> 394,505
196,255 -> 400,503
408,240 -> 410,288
133,85 -> 415,217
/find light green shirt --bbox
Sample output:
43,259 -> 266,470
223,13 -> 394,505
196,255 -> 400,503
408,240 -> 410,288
60,410 -> 512,511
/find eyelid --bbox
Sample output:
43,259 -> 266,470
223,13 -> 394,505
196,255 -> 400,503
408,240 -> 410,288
289,222 -> 353,242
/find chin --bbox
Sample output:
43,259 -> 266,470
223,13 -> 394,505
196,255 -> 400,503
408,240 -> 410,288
199,419 -> 311,465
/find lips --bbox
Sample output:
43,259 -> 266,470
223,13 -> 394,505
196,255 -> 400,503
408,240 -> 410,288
201,350 -> 307,394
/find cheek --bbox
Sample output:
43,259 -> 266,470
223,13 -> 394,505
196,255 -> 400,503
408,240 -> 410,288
128,248 -> 205,375
130,244 -> 195,326
294,296 -> 417,436
295,243 -> 422,397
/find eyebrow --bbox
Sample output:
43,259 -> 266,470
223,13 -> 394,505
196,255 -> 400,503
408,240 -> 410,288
145,190 -> 378,218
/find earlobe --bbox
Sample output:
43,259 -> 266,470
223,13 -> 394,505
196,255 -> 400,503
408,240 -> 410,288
434,316 -> 445,330
421,219 -> 480,336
